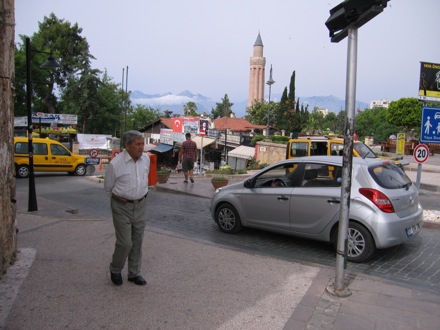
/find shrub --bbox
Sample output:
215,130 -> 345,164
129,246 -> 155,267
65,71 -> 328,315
246,159 -> 269,170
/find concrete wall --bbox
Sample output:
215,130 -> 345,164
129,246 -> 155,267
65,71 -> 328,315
255,141 -> 286,165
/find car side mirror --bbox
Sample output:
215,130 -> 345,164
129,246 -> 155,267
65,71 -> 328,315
244,179 -> 253,188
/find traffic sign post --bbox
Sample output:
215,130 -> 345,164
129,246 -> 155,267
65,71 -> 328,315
413,144 -> 430,190
89,148 -> 99,158
413,144 -> 429,163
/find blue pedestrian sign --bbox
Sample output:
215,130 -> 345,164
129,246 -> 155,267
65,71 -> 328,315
420,107 -> 440,144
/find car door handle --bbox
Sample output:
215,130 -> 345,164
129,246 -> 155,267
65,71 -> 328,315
277,196 -> 289,201
327,199 -> 340,204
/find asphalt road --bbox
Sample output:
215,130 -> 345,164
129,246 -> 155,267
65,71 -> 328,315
15,174 -> 440,295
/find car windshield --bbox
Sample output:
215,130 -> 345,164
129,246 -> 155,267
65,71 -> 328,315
354,142 -> 376,159
368,162 -> 412,189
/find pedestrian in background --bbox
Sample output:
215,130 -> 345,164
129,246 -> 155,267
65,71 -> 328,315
179,132 -> 198,183
104,130 -> 150,286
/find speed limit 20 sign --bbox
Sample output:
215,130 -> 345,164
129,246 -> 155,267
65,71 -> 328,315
413,144 -> 429,163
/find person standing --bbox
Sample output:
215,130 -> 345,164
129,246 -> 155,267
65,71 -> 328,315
104,130 -> 150,286
179,132 -> 198,183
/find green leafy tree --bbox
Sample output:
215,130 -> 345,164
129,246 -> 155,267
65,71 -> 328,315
246,100 -> 271,125
129,105 -> 162,130
62,69 -> 103,133
210,94 -> 233,119
322,112 -> 338,133
336,110 -> 346,134
183,101 -> 199,116
304,109 -> 325,134
356,107 -> 402,143
386,97 -> 422,131
14,13 -> 95,114
163,110 -> 173,118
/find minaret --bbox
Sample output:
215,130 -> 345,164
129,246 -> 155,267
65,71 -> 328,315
248,32 -> 266,108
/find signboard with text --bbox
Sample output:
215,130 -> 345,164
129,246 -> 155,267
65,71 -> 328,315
419,61 -> 440,99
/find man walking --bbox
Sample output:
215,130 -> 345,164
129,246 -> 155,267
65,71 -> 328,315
179,132 -> 198,183
104,131 -> 150,286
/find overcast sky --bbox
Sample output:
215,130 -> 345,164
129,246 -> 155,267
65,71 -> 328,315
15,0 -> 440,105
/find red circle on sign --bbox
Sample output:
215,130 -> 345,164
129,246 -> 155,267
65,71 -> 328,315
413,144 -> 429,163
89,148 -> 98,158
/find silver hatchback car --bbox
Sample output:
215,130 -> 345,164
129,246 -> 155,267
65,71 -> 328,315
211,156 -> 423,262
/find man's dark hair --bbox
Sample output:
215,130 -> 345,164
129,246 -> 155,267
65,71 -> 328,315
185,133 -> 191,138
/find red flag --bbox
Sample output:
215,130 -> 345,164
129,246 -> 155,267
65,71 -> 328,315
173,118 -> 183,132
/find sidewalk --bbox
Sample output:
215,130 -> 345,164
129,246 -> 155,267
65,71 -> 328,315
1,155 -> 440,329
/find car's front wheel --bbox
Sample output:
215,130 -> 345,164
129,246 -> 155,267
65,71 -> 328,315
215,203 -> 242,234
332,221 -> 375,263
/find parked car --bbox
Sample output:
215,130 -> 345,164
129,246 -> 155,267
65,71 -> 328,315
14,137 -> 87,178
211,156 -> 423,262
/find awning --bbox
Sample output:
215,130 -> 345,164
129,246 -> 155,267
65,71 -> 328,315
151,143 -> 174,153
144,143 -> 157,152
228,145 -> 255,159
192,136 -> 215,149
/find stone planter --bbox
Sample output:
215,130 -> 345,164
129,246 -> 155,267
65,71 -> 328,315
211,178 -> 228,189
157,173 -> 170,184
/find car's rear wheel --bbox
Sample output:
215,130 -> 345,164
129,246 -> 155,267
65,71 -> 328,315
16,165 -> 30,178
215,203 -> 242,234
75,164 -> 87,176
332,222 -> 375,263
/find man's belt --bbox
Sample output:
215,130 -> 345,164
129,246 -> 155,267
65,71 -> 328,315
111,193 -> 148,204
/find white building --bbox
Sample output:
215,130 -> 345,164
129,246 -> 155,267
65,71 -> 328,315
370,99 -> 390,109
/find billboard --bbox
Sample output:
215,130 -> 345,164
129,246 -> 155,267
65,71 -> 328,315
419,61 -> 440,99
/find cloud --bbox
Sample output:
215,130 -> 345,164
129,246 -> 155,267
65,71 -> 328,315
135,94 -> 194,106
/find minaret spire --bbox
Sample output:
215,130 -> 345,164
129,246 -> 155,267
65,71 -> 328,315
248,32 -> 266,108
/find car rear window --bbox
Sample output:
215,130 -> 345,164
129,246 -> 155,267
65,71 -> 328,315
368,162 -> 412,189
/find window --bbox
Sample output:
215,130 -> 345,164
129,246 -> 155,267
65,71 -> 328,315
290,142 -> 308,157
15,142 -> 28,154
255,163 -> 299,188
33,143 -> 48,155
50,144 -> 70,156
301,163 -> 342,187
369,163 -> 411,189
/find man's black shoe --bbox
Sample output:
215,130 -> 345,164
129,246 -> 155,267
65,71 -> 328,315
110,272 -> 123,286
128,275 -> 147,286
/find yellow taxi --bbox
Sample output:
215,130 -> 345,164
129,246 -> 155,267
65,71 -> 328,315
14,137 -> 87,178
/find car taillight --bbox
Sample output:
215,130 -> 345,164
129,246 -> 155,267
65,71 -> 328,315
359,188 -> 395,213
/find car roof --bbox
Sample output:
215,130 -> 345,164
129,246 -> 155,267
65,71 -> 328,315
274,155 -> 387,167
14,137 -> 58,143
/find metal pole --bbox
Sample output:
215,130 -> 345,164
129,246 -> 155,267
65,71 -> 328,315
266,84 -> 272,138
334,27 -> 358,296
124,66 -> 129,133
266,65 -> 275,138
224,129 -> 228,165
416,163 -> 422,190
26,37 -> 38,212
201,136 -> 204,173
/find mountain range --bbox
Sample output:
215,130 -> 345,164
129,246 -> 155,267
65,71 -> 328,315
130,90 -> 369,118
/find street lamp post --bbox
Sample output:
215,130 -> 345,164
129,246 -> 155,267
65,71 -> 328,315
266,65 -> 275,138
25,37 -> 60,212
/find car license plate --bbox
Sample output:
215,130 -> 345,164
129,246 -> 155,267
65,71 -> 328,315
405,223 -> 421,237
